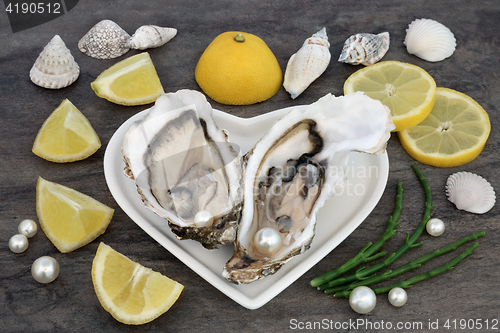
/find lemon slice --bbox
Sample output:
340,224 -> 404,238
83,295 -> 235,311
91,52 -> 164,106
32,99 -> 101,162
36,177 -> 114,252
398,88 -> 491,167
92,242 -> 184,325
344,61 -> 436,131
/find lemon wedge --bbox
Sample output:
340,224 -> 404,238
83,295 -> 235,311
344,61 -> 436,131
36,177 -> 114,252
398,88 -> 491,167
91,52 -> 164,106
92,242 -> 184,325
32,99 -> 101,162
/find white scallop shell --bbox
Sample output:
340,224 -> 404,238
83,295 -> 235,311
283,27 -> 331,99
126,25 -> 177,50
29,35 -> 80,89
404,18 -> 456,62
446,172 -> 495,214
78,20 -> 130,59
338,32 -> 390,66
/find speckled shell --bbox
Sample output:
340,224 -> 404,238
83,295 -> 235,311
338,32 -> 390,66
283,27 -> 331,99
29,35 -> 80,89
126,25 -> 177,50
446,172 -> 495,214
78,20 -> 130,59
404,18 -> 456,62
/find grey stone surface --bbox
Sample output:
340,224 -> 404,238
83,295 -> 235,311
0,0 -> 499,332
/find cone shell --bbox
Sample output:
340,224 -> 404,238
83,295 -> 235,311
126,25 -> 177,50
283,27 -> 331,99
29,35 -> 80,89
404,18 -> 456,62
446,172 -> 495,214
78,20 -> 130,59
338,32 -> 390,66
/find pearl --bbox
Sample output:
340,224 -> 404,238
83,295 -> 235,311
426,218 -> 445,236
388,287 -> 407,307
349,286 -> 377,314
253,227 -> 282,255
194,210 -> 214,227
18,219 -> 38,238
9,234 -> 29,253
32,256 -> 59,284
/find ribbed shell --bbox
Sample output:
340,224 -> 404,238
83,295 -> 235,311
126,25 -> 177,50
29,35 -> 80,89
404,18 -> 456,62
283,28 -> 331,99
446,172 -> 495,214
338,32 -> 390,66
78,20 -> 130,59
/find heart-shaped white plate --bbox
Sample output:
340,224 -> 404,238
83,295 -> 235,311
103,106 -> 389,309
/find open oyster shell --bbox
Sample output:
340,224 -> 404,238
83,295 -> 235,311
223,92 -> 394,284
122,90 -> 243,249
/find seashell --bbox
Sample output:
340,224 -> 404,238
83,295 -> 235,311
29,35 -> 80,89
338,32 -> 390,66
283,27 -> 331,99
78,19 -> 130,59
445,172 -> 495,214
126,25 -> 177,50
404,18 -> 456,62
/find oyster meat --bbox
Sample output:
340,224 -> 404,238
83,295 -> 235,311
122,90 -> 243,249
223,92 -> 394,284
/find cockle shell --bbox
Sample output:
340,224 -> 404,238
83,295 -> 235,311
404,18 -> 456,62
446,172 -> 495,214
78,20 -> 131,59
126,25 -> 177,50
29,35 -> 80,89
283,27 -> 331,99
338,32 -> 390,66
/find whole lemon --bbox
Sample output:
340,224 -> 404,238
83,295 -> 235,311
195,31 -> 282,105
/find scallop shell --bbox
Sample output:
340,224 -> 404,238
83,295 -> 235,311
338,32 -> 390,66
29,35 -> 80,89
78,20 -> 130,59
283,27 -> 331,99
446,172 -> 495,214
404,18 -> 456,62
126,25 -> 177,50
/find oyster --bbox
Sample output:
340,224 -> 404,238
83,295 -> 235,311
223,92 -> 394,284
122,89 -> 243,249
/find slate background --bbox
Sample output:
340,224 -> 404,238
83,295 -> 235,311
0,0 -> 499,332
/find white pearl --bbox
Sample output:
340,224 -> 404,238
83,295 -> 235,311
32,256 -> 59,284
18,219 -> 38,238
426,218 -> 445,236
388,287 -> 407,307
349,286 -> 377,314
194,210 -> 214,227
253,227 -> 282,255
9,234 -> 29,253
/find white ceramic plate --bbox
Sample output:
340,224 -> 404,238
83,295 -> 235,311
103,106 -> 389,310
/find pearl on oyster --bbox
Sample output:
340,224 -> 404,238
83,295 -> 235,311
18,219 -> 37,238
426,218 -> 445,236
253,227 -> 282,255
9,234 -> 29,253
388,287 -> 407,307
32,256 -> 59,284
194,210 -> 214,227
349,286 -> 377,314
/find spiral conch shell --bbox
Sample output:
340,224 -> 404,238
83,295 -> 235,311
30,35 -> 80,89
78,20 -> 131,59
283,27 -> 331,99
338,32 -> 390,66
126,25 -> 177,50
